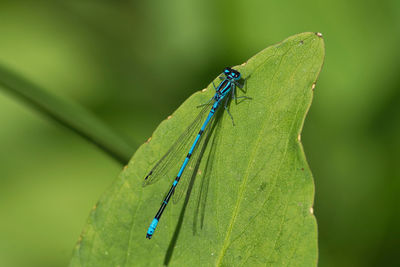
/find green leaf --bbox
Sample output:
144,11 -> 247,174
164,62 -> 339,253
70,32 -> 325,266
0,64 -> 134,164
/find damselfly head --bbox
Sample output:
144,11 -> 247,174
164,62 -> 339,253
224,67 -> 241,81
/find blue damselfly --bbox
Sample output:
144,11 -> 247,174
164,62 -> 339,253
143,67 -> 249,239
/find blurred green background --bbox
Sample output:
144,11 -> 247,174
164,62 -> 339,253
0,1 -> 399,266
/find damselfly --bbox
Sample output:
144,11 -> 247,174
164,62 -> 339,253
143,67 -> 250,239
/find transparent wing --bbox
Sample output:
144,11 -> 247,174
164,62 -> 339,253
172,115 -> 216,204
143,101 -> 213,187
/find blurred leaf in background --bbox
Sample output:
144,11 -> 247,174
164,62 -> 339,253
0,0 -> 399,267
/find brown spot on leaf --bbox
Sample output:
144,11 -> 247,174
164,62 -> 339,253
312,83 -> 316,91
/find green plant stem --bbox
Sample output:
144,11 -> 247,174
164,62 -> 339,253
0,63 -> 135,164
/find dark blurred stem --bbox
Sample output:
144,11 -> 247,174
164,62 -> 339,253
0,63 -> 135,164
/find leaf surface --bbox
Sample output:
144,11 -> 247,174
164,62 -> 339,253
70,32 -> 325,266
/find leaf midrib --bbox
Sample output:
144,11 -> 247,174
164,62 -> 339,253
215,37 -> 310,265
